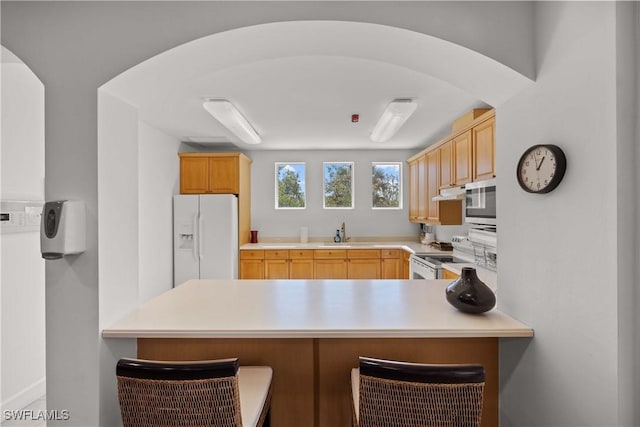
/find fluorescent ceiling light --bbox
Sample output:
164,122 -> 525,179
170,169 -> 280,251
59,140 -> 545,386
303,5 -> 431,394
370,99 -> 417,142
202,99 -> 261,145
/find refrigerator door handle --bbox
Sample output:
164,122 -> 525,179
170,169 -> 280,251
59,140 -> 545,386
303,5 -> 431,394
198,211 -> 204,260
192,212 -> 198,261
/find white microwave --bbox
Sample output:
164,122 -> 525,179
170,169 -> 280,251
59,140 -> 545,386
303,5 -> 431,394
465,179 -> 496,226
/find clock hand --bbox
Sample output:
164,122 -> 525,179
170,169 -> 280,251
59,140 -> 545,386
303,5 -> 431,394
532,152 -> 540,170
536,156 -> 546,171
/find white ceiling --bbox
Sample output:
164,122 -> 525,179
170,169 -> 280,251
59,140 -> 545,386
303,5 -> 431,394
101,21 -> 532,151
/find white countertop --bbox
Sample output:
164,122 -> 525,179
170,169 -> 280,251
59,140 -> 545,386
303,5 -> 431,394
102,279 -> 532,339
240,241 -> 448,254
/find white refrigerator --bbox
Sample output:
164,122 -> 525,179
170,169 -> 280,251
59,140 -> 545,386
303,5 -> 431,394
173,194 -> 238,286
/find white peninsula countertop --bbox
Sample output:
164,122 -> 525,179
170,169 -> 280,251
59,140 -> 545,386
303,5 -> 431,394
102,279 -> 532,339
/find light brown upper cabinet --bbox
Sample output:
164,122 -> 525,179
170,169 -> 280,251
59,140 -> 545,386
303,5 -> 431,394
179,152 -> 250,195
406,109 -> 495,226
453,130 -> 473,186
179,152 -> 252,246
407,153 -> 462,226
438,140 -> 454,189
408,159 -> 420,222
426,150 -> 440,221
472,117 -> 496,181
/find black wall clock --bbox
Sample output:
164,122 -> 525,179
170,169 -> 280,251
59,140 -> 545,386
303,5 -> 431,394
516,144 -> 567,193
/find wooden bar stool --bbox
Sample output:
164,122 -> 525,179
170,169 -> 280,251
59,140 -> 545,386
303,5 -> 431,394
116,357 -> 272,427
351,356 -> 485,427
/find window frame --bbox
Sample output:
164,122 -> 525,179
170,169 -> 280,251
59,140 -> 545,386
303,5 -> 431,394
322,161 -> 355,209
274,162 -> 307,210
371,162 -> 403,210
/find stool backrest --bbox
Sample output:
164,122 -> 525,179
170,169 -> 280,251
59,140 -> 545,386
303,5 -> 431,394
116,357 -> 242,427
358,357 -> 485,427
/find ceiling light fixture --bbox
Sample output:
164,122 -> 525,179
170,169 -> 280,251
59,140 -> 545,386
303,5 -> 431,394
370,99 -> 417,143
202,99 -> 261,145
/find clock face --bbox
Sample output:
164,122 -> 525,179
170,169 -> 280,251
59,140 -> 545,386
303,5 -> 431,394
517,144 -> 567,193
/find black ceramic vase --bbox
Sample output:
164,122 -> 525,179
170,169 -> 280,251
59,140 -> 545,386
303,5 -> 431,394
445,267 -> 496,314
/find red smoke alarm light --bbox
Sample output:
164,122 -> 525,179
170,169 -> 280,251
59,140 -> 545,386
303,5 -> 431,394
351,114 -> 359,123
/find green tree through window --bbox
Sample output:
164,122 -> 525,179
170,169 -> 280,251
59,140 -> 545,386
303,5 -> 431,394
372,163 -> 402,208
324,162 -> 354,208
276,163 -> 306,208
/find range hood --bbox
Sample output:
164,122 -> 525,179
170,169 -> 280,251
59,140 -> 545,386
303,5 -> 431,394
432,186 -> 466,201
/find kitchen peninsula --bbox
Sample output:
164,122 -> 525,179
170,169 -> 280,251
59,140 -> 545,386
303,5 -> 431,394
103,279 -> 532,427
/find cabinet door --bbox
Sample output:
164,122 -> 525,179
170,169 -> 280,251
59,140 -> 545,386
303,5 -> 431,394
264,259 -> 289,279
381,249 -> 402,279
315,259 -> 347,279
240,260 -> 264,279
381,258 -> 402,279
426,150 -> 439,221
473,117 -> 496,181
408,160 -> 420,222
438,140 -> 454,189
348,259 -> 381,279
209,157 -> 239,194
180,157 -> 209,194
442,269 -> 460,280
453,130 -> 473,185
290,259 -> 314,279
402,251 -> 411,279
417,155 -> 428,221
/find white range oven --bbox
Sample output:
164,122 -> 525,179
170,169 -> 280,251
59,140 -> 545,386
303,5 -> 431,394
409,253 -> 467,279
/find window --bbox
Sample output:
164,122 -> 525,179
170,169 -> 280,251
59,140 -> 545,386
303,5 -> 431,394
275,162 -> 306,209
323,162 -> 354,209
372,162 -> 402,209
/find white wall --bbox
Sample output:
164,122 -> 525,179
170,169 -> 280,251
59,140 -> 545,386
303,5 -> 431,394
614,3 -> 638,424
97,94 -> 183,427
13,2 -> 640,426
97,92 -> 139,427
138,122 -> 180,302
0,49 -> 46,412
497,2 -> 635,425
247,149 -> 419,240
635,6 -> 640,423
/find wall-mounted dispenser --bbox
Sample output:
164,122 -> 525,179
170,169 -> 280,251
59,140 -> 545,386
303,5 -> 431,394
40,200 -> 86,260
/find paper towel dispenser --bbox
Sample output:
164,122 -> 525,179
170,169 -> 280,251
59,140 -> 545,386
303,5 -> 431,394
40,200 -> 86,260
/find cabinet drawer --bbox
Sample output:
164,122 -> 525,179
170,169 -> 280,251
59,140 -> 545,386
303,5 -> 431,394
264,250 -> 289,260
314,249 -> 347,259
347,249 -> 381,259
289,250 -> 314,260
240,250 -> 265,260
381,249 -> 402,259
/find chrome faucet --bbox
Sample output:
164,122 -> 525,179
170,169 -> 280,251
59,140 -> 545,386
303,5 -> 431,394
340,222 -> 350,243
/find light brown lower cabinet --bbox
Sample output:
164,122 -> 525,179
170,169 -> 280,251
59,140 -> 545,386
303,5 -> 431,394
381,249 -> 402,279
442,269 -> 460,280
289,250 -> 314,279
347,250 -> 381,279
314,250 -> 348,279
402,250 -> 411,279
264,250 -> 289,279
239,250 -> 265,279
240,248 -> 412,280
